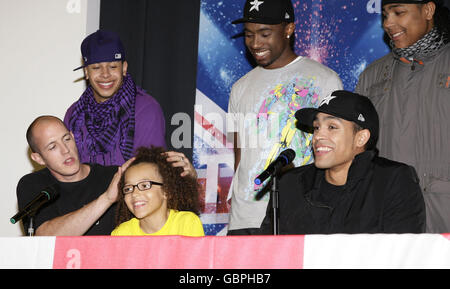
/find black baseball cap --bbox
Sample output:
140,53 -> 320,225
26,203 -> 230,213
73,30 -> 126,71
232,0 -> 295,25
295,90 -> 379,148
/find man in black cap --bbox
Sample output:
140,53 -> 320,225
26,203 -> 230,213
259,90 -> 426,234
227,0 -> 342,235
355,0 -> 450,233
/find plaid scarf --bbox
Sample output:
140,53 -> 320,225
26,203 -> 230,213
68,73 -> 136,163
392,27 -> 448,59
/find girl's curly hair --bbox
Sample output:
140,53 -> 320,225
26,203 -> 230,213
115,146 -> 200,226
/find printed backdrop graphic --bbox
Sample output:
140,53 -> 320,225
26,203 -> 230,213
194,0 -> 390,235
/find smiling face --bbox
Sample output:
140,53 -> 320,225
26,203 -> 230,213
382,3 -> 435,49
30,117 -> 86,182
312,113 -> 369,183
123,162 -> 167,221
244,22 -> 296,69
84,60 -> 128,103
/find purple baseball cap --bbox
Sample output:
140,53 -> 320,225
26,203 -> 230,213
73,30 -> 126,71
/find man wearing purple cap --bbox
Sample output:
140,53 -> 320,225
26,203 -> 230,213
65,30 -> 166,166
227,0 -> 343,235
355,0 -> 450,233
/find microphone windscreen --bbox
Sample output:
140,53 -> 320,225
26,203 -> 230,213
42,184 -> 60,200
280,148 -> 296,164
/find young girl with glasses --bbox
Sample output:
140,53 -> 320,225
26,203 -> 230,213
111,147 -> 204,236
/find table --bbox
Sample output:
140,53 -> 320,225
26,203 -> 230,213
1,234 -> 449,269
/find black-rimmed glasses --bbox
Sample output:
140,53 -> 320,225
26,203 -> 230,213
122,180 -> 164,195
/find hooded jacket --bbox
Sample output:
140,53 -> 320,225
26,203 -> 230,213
259,150 -> 426,234
355,43 -> 450,233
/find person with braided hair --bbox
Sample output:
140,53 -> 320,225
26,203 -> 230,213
112,147 -> 204,236
355,0 -> 450,233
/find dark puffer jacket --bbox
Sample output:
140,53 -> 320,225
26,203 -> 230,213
259,150 -> 426,235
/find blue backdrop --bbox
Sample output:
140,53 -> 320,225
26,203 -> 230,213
195,0 -> 390,235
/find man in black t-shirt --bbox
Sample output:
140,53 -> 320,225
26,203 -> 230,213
259,90 -> 426,234
17,116 -> 128,235
17,115 -> 196,236
17,163 -> 119,236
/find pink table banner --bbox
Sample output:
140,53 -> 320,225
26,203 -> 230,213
1,234 -> 450,269
53,235 -> 305,269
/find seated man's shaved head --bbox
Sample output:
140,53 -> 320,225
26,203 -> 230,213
26,115 -> 88,182
26,116 -> 66,153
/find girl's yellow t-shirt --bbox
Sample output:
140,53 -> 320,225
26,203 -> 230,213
111,209 -> 204,237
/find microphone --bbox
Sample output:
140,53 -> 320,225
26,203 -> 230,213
254,149 -> 296,185
10,185 -> 59,224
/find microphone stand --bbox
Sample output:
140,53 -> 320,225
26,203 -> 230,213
271,175 -> 279,235
27,212 -> 36,237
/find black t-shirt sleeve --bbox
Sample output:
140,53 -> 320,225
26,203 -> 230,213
16,165 -> 119,236
16,170 -> 59,233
